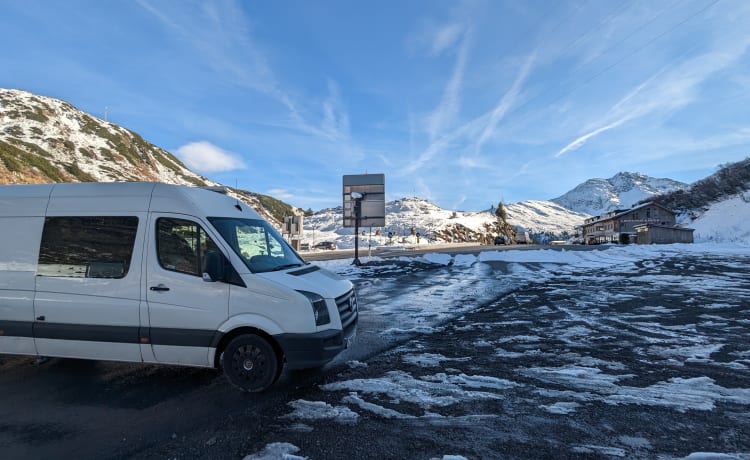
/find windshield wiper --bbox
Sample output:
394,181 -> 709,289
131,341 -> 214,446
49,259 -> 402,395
270,263 -> 304,272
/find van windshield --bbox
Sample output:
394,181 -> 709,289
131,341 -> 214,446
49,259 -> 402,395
208,217 -> 305,273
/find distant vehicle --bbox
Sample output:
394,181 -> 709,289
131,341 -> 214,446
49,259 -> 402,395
493,236 -> 506,245
315,241 -> 337,250
516,231 -> 531,244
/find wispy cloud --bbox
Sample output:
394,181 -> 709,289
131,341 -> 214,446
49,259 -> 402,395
426,29 -> 471,142
175,141 -> 246,173
473,51 -> 536,156
556,32 -> 750,158
137,0 -> 355,154
431,23 -> 465,56
265,188 -> 294,200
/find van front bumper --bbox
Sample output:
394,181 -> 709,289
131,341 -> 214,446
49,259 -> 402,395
275,320 -> 357,370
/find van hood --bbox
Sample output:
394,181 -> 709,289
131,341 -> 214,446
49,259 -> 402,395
254,264 -> 352,299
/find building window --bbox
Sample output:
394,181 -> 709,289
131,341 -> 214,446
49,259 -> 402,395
38,216 -> 139,278
157,218 -> 218,276
646,209 -> 651,218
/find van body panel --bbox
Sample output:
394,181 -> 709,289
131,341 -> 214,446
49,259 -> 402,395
256,268 -> 352,301
0,336 -> 36,355
145,212 -> 230,365
149,183 -> 263,219
229,276 -> 313,334
0,184 -> 52,216
149,345 -> 216,367
217,312 -> 286,336
32,210 -> 148,362
0,214 -> 44,356
45,182 -> 155,214
30,338 -> 141,362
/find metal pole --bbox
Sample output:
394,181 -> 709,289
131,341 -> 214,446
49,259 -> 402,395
353,198 -> 361,265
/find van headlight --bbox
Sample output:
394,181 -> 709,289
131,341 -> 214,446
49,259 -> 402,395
297,290 -> 331,326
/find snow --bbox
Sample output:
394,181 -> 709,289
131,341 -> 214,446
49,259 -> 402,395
552,172 -> 688,215
282,400 -> 359,425
301,196 -> 589,250
242,442 -> 307,460
688,193 -> 750,243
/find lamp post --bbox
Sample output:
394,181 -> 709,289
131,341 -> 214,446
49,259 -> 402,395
351,192 -> 363,266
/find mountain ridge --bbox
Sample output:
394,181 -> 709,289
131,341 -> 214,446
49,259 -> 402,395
0,88 -> 298,224
551,171 -> 688,216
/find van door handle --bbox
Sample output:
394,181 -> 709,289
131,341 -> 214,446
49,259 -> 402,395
150,285 -> 170,292
36,315 -> 45,321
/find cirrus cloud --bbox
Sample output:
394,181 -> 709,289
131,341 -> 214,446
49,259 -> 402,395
175,141 -> 247,173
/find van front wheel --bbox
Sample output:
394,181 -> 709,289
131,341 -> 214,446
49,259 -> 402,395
221,334 -> 279,392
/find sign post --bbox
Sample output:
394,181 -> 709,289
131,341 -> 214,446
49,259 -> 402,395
343,174 -> 385,266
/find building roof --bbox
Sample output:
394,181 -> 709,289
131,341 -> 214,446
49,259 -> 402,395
584,201 -> 675,225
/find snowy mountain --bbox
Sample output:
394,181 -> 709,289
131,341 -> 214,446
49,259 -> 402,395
552,172 -> 688,216
303,197 -> 589,249
0,88 -> 297,224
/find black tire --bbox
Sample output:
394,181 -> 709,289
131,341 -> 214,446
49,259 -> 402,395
221,334 -> 279,392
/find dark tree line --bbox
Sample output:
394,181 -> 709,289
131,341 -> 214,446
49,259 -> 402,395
638,156 -> 750,213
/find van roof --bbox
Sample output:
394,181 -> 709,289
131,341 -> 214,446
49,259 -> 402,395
0,182 -> 263,219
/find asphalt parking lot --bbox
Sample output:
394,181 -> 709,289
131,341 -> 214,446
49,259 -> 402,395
1,247 -> 749,459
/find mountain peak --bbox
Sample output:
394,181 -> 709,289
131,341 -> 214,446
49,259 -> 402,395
551,171 -> 688,215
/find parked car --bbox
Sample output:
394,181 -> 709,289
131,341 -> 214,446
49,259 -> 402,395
493,236 -> 506,245
0,182 -> 358,392
314,241 -> 337,250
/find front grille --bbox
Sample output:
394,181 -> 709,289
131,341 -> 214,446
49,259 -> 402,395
335,289 -> 358,329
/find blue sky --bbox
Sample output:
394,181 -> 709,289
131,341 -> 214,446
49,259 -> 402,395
2,0 -> 749,211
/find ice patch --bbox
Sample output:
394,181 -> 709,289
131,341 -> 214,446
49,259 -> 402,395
283,400 -> 359,425
681,454 -> 749,460
322,370 -> 504,408
420,373 -> 518,390
452,254 -> 477,267
402,353 -> 471,367
648,344 -> 724,364
523,367 -> 750,412
243,442 -> 307,460
342,393 -> 414,419
571,445 -> 626,457
421,253 -> 452,265
541,401 -> 580,414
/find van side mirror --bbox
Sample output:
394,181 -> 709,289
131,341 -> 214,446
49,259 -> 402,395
203,250 -> 225,282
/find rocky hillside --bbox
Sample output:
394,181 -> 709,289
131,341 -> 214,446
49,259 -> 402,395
644,157 -> 750,217
302,196 -> 588,249
0,88 -> 297,224
552,172 -> 688,216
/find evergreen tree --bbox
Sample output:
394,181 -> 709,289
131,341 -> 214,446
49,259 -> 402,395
495,201 -> 507,223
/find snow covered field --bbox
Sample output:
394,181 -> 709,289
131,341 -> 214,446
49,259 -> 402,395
245,243 -> 750,459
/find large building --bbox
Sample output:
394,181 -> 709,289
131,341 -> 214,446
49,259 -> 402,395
581,202 -> 693,245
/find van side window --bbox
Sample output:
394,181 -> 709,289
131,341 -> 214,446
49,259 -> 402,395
157,218 -> 218,276
38,216 -> 139,278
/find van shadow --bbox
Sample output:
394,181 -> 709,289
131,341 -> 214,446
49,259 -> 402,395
38,358 -> 220,409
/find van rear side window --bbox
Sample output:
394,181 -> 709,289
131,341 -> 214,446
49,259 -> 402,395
37,216 -> 139,278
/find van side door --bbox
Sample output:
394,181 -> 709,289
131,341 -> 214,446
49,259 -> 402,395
144,214 -> 230,366
33,215 -> 145,361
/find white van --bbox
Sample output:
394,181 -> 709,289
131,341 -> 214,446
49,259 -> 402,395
0,182 -> 357,392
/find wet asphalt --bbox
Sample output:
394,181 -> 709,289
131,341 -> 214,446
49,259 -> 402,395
1,249 -> 749,460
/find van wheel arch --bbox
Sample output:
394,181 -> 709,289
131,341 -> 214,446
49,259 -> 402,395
215,327 -> 284,383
